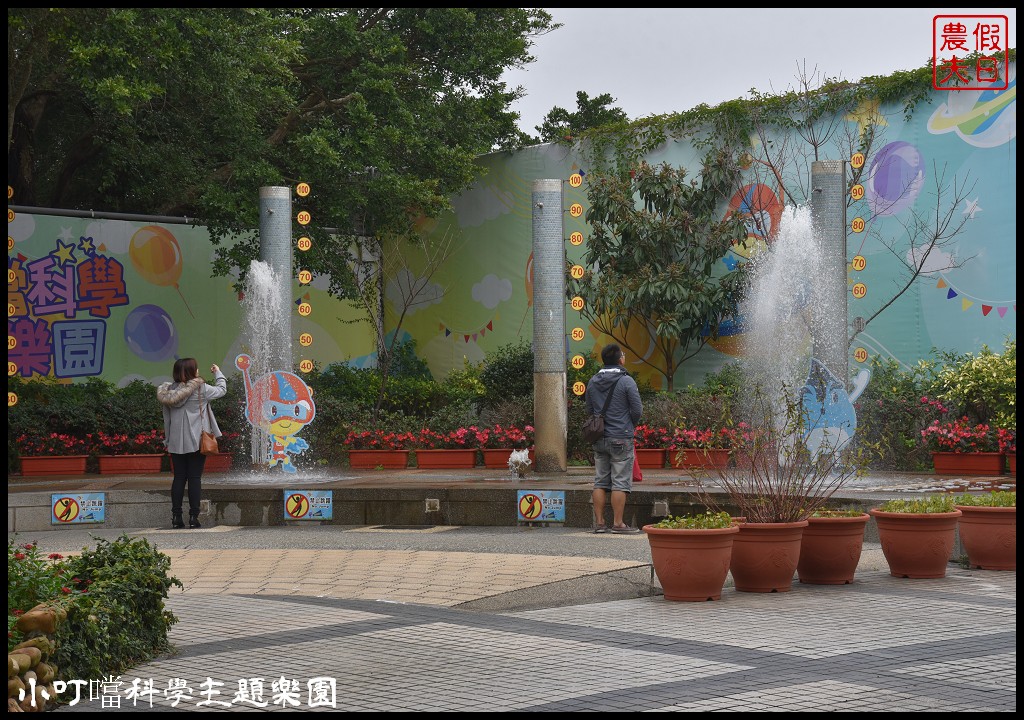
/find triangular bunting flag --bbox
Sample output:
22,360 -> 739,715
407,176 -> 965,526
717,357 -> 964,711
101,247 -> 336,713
946,289 -> 957,299
444,328 -> 451,337
487,321 -> 493,331
439,323 -> 444,331
997,307 -> 1008,318
464,335 -> 470,343
961,299 -> 974,311
936,278 -> 947,288
479,329 -> 485,337
472,333 -> 478,341
982,305 -> 993,316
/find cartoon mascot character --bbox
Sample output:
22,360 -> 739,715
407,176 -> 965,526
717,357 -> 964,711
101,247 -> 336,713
235,354 -> 316,473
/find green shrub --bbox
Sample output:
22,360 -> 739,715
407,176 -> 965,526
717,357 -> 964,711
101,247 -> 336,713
935,338 -> 1016,429
853,356 -> 949,471
53,535 -> 182,681
479,340 -> 535,409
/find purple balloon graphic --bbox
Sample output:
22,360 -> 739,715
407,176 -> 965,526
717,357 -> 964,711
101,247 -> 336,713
865,141 -> 924,217
124,304 -> 178,362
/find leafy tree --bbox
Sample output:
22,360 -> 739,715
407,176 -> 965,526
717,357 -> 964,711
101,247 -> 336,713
7,8 -> 559,299
535,90 -> 628,142
571,151 -> 748,390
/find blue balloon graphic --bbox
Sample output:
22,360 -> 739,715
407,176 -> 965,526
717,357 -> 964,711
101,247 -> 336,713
124,304 -> 178,362
865,141 -> 924,217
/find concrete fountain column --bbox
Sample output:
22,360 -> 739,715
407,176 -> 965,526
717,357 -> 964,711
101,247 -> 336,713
532,179 -> 567,472
258,186 -> 294,372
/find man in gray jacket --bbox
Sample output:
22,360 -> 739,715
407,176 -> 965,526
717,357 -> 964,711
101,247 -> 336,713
586,343 -> 643,533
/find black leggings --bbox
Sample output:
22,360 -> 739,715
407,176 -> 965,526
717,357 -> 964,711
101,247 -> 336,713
170,451 -> 206,515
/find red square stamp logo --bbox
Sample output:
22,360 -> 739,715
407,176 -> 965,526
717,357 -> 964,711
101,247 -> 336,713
933,15 -> 1009,90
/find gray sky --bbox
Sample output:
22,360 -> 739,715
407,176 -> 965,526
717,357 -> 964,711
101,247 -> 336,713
503,8 -> 1017,135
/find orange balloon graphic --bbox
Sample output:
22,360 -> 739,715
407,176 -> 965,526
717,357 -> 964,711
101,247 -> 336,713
129,225 -> 194,318
130,226 -> 183,287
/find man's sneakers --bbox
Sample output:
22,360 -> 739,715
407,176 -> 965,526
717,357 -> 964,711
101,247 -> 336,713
593,525 -> 609,534
610,524 -> 640,534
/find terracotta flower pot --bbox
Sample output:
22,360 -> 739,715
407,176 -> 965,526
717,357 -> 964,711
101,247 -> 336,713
643,524 -> 739,601
729,520 -> 808,593
869,508 -> 962,578
97,454 -> 164,474
932,451 -> 1005,476
954,505 -> 1016,571
1007,453 -> 1016,475
797,513 -> 870,585
348,450 -> 410,469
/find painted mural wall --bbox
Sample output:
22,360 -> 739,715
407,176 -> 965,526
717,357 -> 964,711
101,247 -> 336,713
8,67 -> 1015,390
7,215 -> 375,387
401,68 -> 1017,388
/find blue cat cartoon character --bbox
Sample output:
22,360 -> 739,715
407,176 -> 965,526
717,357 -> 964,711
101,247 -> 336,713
235,354 -> 316,473
799,358 -> 870,460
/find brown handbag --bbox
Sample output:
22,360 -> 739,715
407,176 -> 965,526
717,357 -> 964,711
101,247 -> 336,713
198,386 -> 219,456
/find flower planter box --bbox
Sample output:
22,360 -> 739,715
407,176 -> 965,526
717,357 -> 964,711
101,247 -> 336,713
348,450 -> 410,469
1008,453 -> 1016,475
98,454 -> 165,474
635,448 -> 667,469
670,448 -> 730,470
20,455 -> 88,476
931,451 -> 1005,476
414,449 -> 478,469
481,448 -> 535,469
203,453 -> 234,473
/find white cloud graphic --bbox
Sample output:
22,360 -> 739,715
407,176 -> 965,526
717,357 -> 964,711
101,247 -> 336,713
86,219 -> 138,254
8,213 -> 36,243
908,246 -> 956,275
451,182 -> 515,227
472,274 -> 512,309
386,268 -> 444,315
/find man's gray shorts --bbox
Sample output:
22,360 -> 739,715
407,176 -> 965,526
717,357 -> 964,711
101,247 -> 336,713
593,437 -> 634,493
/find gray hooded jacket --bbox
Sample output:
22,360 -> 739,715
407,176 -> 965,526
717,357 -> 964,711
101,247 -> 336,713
157,371 -> 227,454
584,366 -> 643,440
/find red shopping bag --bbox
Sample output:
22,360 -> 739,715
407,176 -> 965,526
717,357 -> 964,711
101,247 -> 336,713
632,453 -> 643,483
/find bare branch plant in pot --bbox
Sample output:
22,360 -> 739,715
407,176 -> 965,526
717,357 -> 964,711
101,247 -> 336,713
695,382 -> 865,593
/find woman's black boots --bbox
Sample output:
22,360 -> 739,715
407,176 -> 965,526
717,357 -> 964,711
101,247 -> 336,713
188,511 -> 202,529
172,511 -> 185,529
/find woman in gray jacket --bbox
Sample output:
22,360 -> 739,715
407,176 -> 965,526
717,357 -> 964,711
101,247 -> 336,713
157,358 -> 227,528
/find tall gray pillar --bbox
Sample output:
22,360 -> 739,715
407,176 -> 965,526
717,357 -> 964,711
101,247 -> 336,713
258,186 -> 293,372
532,179 -> 567,472
809,161 -> 849,386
